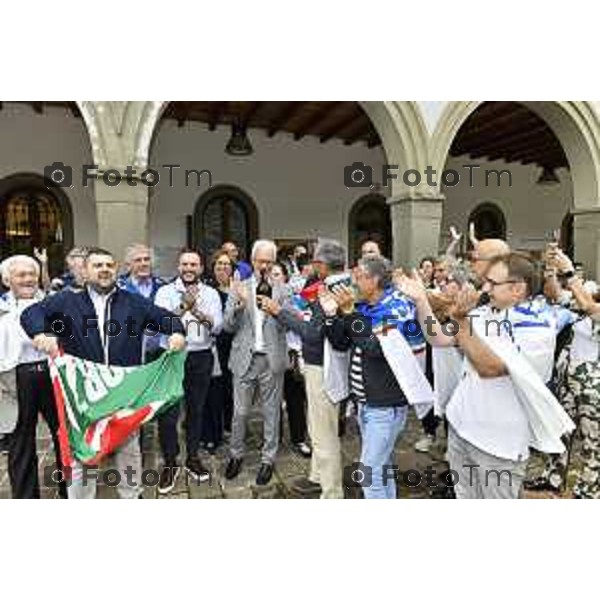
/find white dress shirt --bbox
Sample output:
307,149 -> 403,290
0,292 -> 46,365
155,278 -> 222,352
250,276 -> 266,352
87,285 -> 116,363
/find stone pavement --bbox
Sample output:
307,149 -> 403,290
0,405 -> 581,499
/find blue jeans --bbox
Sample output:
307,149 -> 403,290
358,404 -> 408,499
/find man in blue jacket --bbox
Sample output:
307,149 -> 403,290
21,247 -> 186,499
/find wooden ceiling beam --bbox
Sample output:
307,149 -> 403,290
521,156 -> 569,167
458,124 -> 554,156
469,138 -> 562,162
267,102 -> 304,137
240,101 -> 263,127
487,140 -> 566,162
293,102 -> 344,141
366,130 -> 383,148
344,120 -> 378,146
321,108 -> 369,143
208,102 -> 228,131
453,108 -> 538,149
508,150 -> 567,165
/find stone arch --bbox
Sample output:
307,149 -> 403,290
131,101 -> 430,198
429,101 -> 600,209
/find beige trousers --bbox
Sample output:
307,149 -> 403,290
303,364 -> 344,499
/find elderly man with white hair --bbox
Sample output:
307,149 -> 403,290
118,243 -> 164,302
0,255 -> 67,498
223,239 -> 289,485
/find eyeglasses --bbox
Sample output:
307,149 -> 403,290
483,277 -> 520,288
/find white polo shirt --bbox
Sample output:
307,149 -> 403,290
446,307 -> 531,462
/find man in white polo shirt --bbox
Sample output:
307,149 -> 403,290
400,253 -> 562,499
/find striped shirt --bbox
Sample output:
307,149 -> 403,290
349,346 -> 367,401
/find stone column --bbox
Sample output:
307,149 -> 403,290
573,209 -> 600,281
388,194 -> 444,268
93,170 -> 149,263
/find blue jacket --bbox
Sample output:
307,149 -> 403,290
21,287 -> 184,366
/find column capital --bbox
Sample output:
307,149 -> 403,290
387,190 -> 445,206
571,207 -> 600,216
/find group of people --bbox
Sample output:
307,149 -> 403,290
1,228 -> 599,500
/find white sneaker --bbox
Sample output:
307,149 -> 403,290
414,434 -> 435,453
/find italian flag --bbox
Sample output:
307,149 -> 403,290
50,351 -> 186,468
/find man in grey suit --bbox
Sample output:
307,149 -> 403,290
223,239 -> 288,485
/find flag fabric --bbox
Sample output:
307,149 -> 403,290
50,351 -> 186,468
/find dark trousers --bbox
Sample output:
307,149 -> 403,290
420,407 -> 440,437
200,376 -> 225,447
283,368 -> 308,444
158,350 -> 213,465
222,368 -> 234,434
8,362 -> 67,499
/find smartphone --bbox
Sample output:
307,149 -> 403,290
325,272 -> 352,292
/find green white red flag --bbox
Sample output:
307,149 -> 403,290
50,351 -> 186,468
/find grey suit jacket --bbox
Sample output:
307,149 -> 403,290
223,278 -> 289,377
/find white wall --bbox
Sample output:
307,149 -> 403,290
148,119 -> 386,272
0,102 -> 97,246
440,155 -> 572,251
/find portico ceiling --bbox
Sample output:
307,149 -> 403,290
161,101 -> 383,147
449,101 -> 569,169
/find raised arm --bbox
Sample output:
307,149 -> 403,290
394,269 -> 455,347
223,278 -> 247,333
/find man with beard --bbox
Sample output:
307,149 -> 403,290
21,247 -> 186,499
154,248 -> 223,494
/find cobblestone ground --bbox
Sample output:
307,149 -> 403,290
0,405 -> 581,499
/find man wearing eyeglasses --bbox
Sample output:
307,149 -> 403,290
399,253 -> 569,499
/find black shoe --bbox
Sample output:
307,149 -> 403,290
158,465 -> 181,494
185,457 -> 210,483
225,457 -> 243,480
256,463 -> 274,486
0,434 -> 12,454
290,477 -> 322,496
523,477 -> 561,493
292,442 -> 312,458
